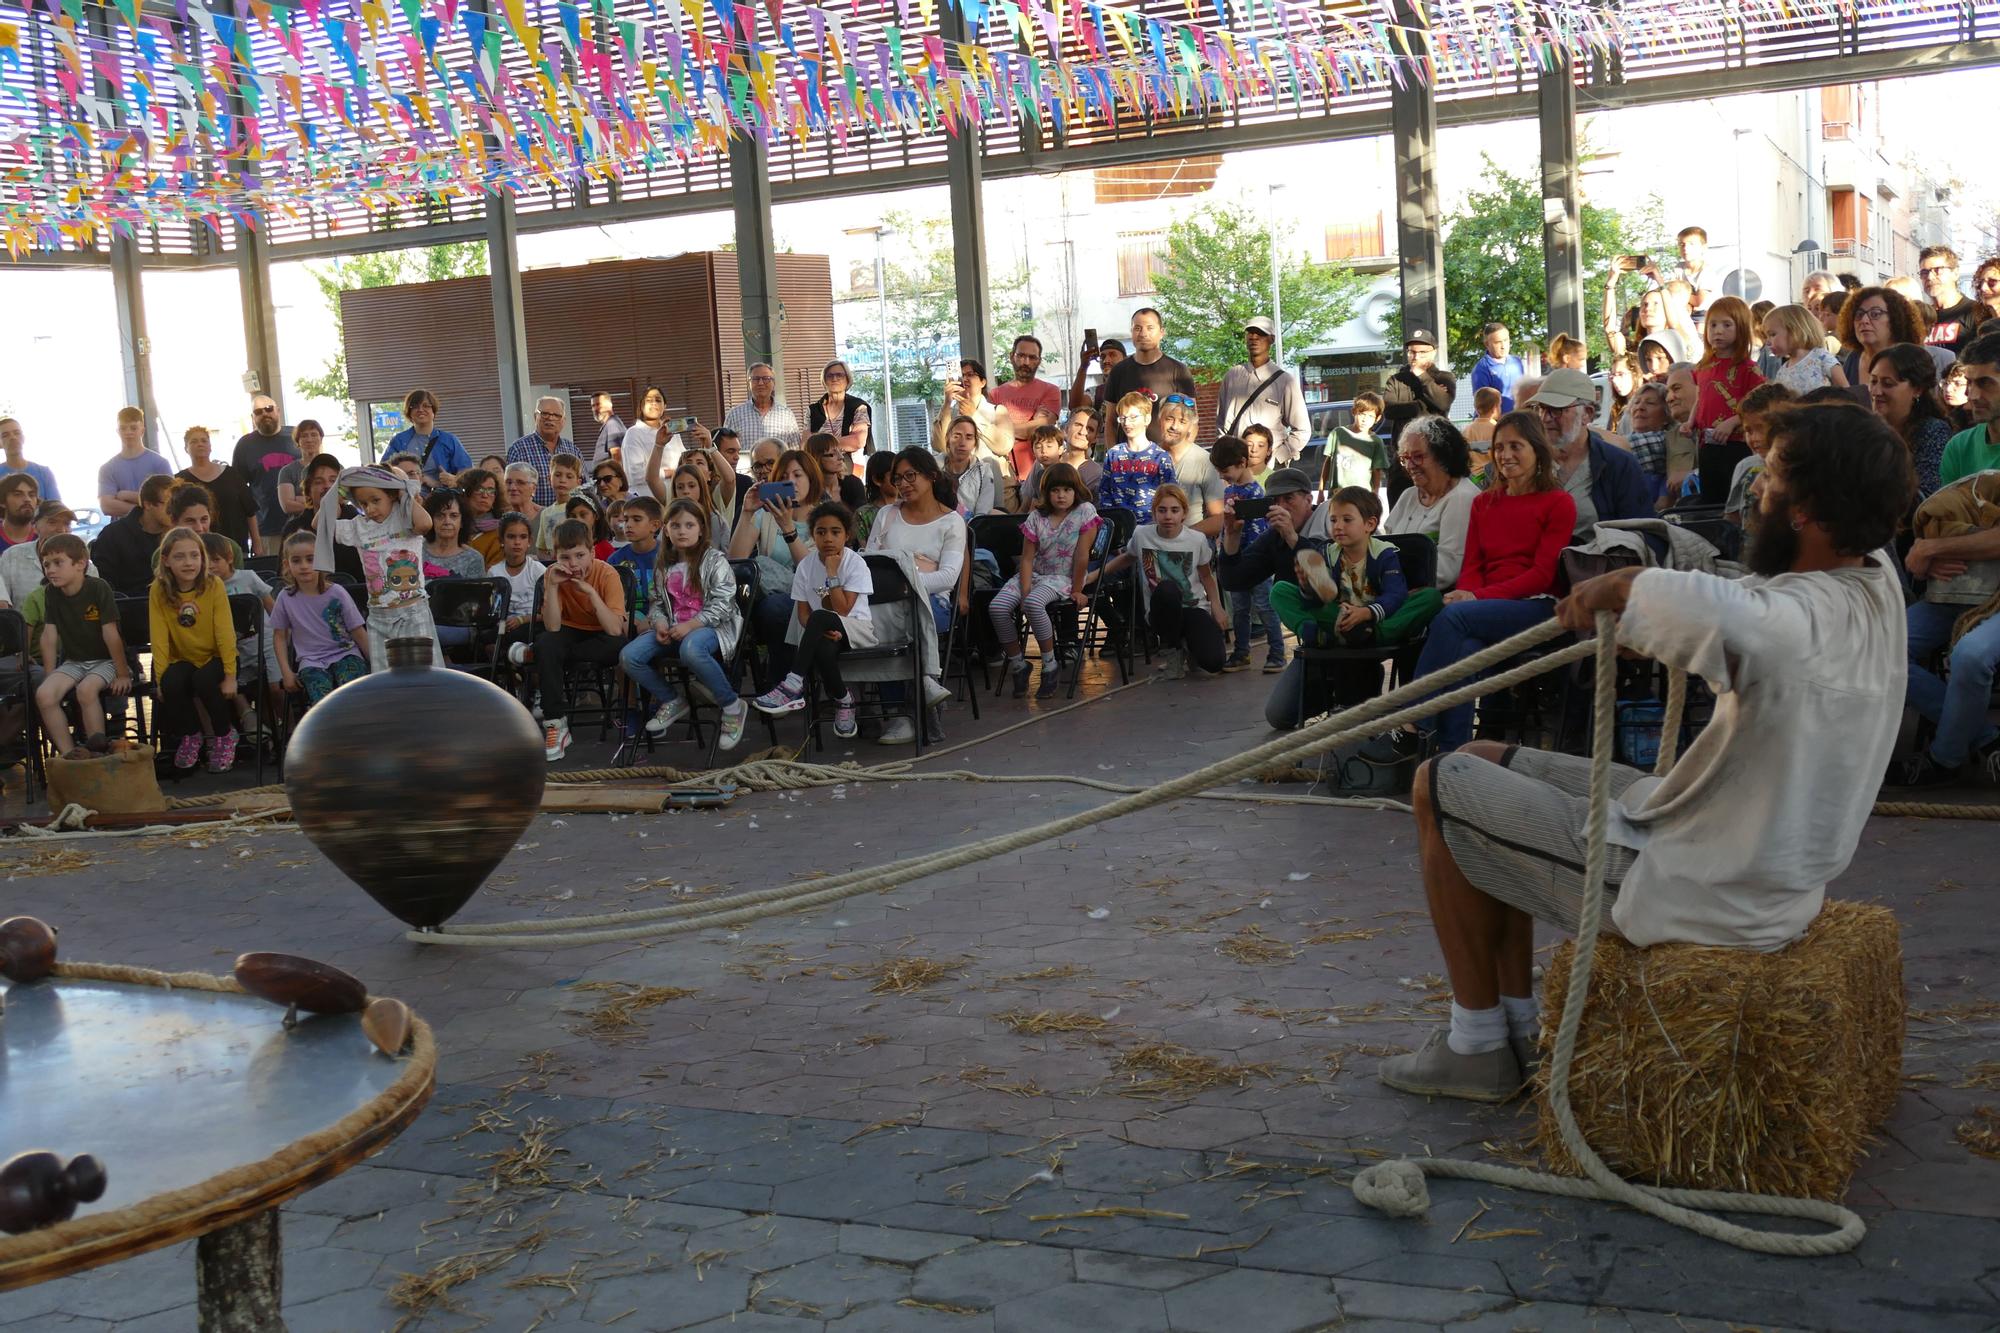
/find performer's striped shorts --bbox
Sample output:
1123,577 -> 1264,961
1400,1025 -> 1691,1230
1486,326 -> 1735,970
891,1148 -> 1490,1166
1428,746 -> 1644,934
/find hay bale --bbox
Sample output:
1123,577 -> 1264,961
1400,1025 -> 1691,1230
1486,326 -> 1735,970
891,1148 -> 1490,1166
1535,899 -> 1904,1201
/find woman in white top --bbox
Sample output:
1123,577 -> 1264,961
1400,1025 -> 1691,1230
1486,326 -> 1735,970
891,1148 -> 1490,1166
863,447 -> 968,744
1382,417 -> 1483,591
620,387 -> 679,497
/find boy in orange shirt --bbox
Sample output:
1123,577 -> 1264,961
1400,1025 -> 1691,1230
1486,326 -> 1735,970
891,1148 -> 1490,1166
521,518 -> 626,760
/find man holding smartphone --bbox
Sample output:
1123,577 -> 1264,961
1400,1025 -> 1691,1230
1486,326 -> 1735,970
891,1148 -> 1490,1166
1070,332 -> 1127,412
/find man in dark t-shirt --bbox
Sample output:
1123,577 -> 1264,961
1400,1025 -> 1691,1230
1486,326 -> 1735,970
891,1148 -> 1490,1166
1100,308 -> 1198,445
1920,245 -> 1981,358
232,394 -> 297,554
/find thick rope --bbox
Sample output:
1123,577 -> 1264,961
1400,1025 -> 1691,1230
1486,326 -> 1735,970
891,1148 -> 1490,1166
0,962 -> 435,1274
1654,667 -> 1687,776
1349,613 -> 1866,1257
413,619 -> 1597,947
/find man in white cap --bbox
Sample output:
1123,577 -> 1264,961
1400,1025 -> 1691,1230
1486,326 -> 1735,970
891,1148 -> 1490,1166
1529,368 -> 1655,535
1215,316 -> 1312,466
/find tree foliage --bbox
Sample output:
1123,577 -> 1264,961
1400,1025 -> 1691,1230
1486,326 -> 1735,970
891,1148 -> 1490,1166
295,242 -> 488,441
839,211 -> 1030,444
1150,199 -> 1369,380
1423,153 -> 1666,367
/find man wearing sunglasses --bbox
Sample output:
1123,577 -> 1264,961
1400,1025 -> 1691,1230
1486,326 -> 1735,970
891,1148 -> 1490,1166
1100,308 -> 1198,445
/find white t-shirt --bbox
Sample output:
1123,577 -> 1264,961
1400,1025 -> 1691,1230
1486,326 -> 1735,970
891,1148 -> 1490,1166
1383,476 -> 1480,590
1129,524 -> 1214,611
865,505 -> 967,599
789,546 -> 874,625
489,557 -> 546,619
1605,556 -> 1905,950
621,425 -> 684,497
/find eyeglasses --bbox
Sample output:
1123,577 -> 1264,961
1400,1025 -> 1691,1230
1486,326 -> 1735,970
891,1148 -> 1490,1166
1918,266 -> 1953,278
891,471 -> 921,486
1977,276 -> 2000,290
1396,453 -> 1429,467
1853,306 -> 1889,322
594,474 -> 621,486
1532,402 -> 1573,417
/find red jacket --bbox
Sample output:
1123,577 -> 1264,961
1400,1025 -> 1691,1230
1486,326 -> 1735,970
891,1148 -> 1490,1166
1459,488 -> 1576,601
1693,357 -> 1764,442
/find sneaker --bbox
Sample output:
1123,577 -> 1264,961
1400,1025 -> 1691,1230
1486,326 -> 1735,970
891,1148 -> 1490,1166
878,716 -> 917,745
1379,1031 -> 1523,1104
1975,739 -> 2000,787
240,706 -> 261,741
1009,659 -> 1032,697
1036,665 -> 1062,698
1158,647 -> 1187,680
718,699 -> 749,751
1220,656 -> 1251,673
645,697 -> 689,736
1891,750 -> 1958,788
173,732 -> 203,770
1262,655 -> 1287,674
205,729 -> 239,774
508,641 -> 531,668
833,694 -> 859,739
753,684 -> 806,715
543,718 -> 571,762
1294,547 -> 1340,604
923,676 -> 954,708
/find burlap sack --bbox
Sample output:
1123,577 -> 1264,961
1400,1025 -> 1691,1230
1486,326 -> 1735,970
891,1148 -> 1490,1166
45,746 -> 167,815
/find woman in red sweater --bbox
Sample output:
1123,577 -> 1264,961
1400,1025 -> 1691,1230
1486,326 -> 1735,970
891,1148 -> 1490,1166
1404,411 -> 1576,752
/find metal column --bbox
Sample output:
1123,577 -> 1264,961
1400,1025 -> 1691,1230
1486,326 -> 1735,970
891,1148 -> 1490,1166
485,192 -> 532,444
1539,50 -> 1586,344
1389,2 -> 1445,357
236,223 -> 284,409
729,134 -> 785,389
109,238 -> 161,452
941,4 -> 991,370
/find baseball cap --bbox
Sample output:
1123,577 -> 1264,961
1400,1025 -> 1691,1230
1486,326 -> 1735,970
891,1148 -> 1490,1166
1243,316 -> 1276,337
1534,368 -> 1597,409
1404,329 -> 1437,347
1261,467 -> 1311,498
34,500 -> 75,524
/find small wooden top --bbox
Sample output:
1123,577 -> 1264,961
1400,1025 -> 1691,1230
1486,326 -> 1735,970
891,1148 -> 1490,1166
0,977 -> 433,1290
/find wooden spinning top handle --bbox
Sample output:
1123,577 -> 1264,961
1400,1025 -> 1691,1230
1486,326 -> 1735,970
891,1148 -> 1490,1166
0,1152 -> 107,1235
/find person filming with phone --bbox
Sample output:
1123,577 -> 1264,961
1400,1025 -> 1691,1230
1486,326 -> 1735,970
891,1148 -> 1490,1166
729,445 -> 826,681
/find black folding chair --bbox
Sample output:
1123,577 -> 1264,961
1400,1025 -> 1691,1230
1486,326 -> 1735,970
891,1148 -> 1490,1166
113,595 -> 158,748
801,554 -> 926,755
1291,532 -> 1437,730
1078,506 -> 1141,684
247,554 -> 284,582
226,593 -> 274,784
428,577 -> 509,679
0,608 -> 40,800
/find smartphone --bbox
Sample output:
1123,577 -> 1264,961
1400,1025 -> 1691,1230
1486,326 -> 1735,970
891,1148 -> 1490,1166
666,416 -> 689,434
756,480 -> 796,505
1625,254 -> 1652,271
1083,327 -> 1098,348
1232,497 -> 1274,522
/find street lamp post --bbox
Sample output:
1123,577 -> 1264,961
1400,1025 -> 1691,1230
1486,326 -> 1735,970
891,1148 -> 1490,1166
871,226 -> 894,452
1268,184 -> 1285,364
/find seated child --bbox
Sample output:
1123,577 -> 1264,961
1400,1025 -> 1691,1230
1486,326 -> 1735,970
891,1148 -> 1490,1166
1213,436 -> 1284,674
204,532 -> 277,741
1277,486 -> 1417,651
1014,425 -> 1068,511
521,519 -> 627,762
490,512 -> 545,668
149,526 -> 239,772
1097,484 -> 1226,677
621,498 -> 748,750
990,462 -> 1099,698
270,530 -> 370,706
32,534 -> 129,759
607,495 -> 663,617
753,501 -> 873,739
532,453 -> 586,557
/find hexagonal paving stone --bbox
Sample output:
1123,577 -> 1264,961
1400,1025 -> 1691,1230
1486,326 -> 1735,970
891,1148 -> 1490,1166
909,1242 -> 1074,1309
996,1281 -> 1171,1333
1164,1268 -> 1342,1332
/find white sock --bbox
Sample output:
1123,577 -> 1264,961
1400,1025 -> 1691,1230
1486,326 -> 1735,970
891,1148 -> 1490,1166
1040,653 -> 1056,672
780,672 -> 803,694
1447,1001 -> 1509,1056
1500,994 -> 1539,1040
1006,653 -> 1025,668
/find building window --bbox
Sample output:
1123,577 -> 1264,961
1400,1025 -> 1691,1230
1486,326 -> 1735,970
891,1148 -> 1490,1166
1117,231 -> 1167,297
1820,85 -> 1854,141
1324,212 -> 1386,263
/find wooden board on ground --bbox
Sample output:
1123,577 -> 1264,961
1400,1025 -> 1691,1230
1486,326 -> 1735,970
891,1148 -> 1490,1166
539,786 -> 672,814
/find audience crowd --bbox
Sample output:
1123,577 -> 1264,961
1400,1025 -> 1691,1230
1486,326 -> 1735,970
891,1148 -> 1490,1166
4,232 -> 1997,791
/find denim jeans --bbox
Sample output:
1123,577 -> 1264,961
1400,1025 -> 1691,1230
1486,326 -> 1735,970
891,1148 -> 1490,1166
1907,600 -> 2000,766
1411,598 -> 1556,750
1230,576 -> 1283,663
621,626 -> 737,709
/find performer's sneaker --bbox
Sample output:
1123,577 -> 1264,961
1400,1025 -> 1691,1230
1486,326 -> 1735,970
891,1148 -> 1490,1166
1379,1031 -> 1522,1103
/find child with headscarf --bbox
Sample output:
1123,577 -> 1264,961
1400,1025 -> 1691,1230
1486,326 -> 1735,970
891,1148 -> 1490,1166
314,464 -> 439,671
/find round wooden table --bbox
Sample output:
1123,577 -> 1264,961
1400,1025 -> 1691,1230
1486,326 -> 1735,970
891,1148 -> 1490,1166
0,972 -> 434,1331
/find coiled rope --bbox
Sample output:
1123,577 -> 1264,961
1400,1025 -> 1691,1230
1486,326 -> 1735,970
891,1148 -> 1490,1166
412,618 -> 1597,948
1348,613 -> 1866,1257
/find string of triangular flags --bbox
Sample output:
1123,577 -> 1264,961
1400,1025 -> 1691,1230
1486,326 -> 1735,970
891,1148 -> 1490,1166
0,0 -> 1972,253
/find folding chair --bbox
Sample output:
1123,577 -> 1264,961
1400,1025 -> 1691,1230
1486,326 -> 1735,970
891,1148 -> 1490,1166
113,596 -> 158,748
801,553 -> 926,756
0,608 -> 41,800
1077,505 -> 1139,686
428,576 -> 509,678
247,554 -> 284,582
226,592 -> 274,783
942,553 -> 983,715
1291,532 -> 1437,730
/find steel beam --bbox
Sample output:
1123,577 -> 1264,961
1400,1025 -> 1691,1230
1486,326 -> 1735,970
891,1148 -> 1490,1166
941,3 -> 992,370
108,237 -> 162,451
1389,3 -> 1445,356
1539,51 -> 1586,346
485,192 -> 532,444
236,223 -> 285,409
729,134 -> 785,389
